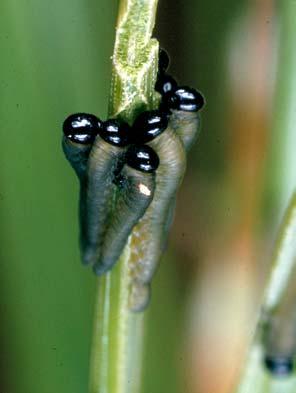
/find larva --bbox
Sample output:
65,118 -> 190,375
156,49 -> 204,152
160,86 -> 204,245
160,84 -> 204,153
93,144 -> 159,276
62,113 -> 101,177
263,281 -> 296,376
128,86 -> 204,310
62,113 -> 102,261
83,119 -> 132,266
129,109 -> 186,288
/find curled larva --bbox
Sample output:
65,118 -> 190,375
62,113 -> 102,261
129,110 -> 186,288
263,279 -> 296,377
93,144 -> 159,276
83,119 -> 131,266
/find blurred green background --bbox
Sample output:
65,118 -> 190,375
1,0 -> 295,392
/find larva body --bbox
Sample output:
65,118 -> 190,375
93,145 -> 159,276
62,138 -> 91,178
83,116 -> 132,266
129,126 -> 186,287
162,86 -> 204,152
62,113 -> 101,176
169,110 -> 200,152
62,138 -> 91,258
83,137 -> 125,265
263,314 -> 295,377
263,277 -> 296,376
62,113 -> 101,265
128,83 -> 204,310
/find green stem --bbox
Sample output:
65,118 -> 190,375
89,1 -> 159,393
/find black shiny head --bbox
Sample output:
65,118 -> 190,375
159,48 -> 170,72
162,86 -> 205,112
99,119 -> 131,147
126,145 -> 159,173
155,73 -> 178,96
264,356 -> 294,377
132,110 -> 169,144
63,113 -> 102,144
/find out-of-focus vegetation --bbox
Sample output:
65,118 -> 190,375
1,0 -> 295,393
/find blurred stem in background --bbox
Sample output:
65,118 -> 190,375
263,0 -> 296,220
235,193 -> 296,393
234,0 -> 296,391
89,1 -> 159,393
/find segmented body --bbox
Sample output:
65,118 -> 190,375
83,137 -> 126,265
128,127 -> 186,310
93,146 -> 158,275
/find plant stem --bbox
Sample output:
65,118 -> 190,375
235,193 -> 296,393
89,1 -> 159,393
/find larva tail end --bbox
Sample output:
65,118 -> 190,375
92,262 -> 111,276
129,282 -> 151,313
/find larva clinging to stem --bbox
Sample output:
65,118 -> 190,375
93,144 -> 159,276
62,47 -> 205,313
262,193 -> 296,377
263,273 -> 296,377
129,109 -> 186,287
83,119 -> 132,266
62,113 -> 102,263
157,49 -> 205,152
127,50 -> 205,311
162,86 -> 204,152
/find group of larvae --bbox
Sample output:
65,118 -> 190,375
62,49 -> 204,311
62,48 -> 296,377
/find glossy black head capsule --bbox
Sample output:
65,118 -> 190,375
126,145 -> 159,173
132,110 -> 169,144
264,356 -> 294,377
155,73 -> 178,96
63,113 -> 102,144
99,119 -> 131,147
162,86 -> 205,112
158,48 -> 170,72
